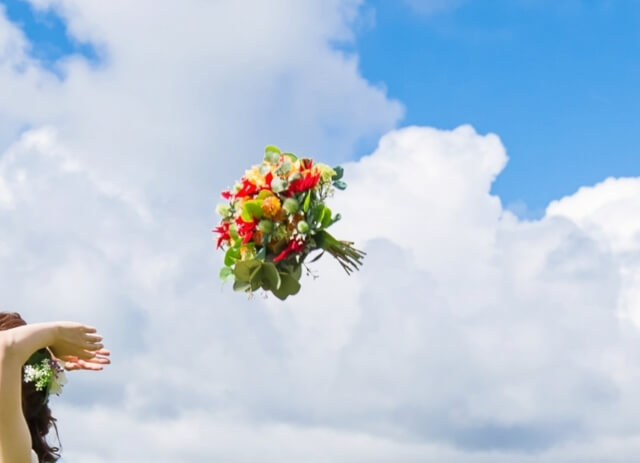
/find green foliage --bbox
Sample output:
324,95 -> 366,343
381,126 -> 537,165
271,177 -> 288,193
303,191 -> 312,212
224,247 -> 240,266
241,200 -> 263,222
233,280 -> 251,292
257,189 -> 273,200
333,180 -> 347,190
257,219 -> 273,234
261,262 -> 281,290
264,145 -> 281,163
283,197 -> 299,214
275,160 -> 292,176
219,266 -> 234,281
320,206 -> 332,228
297,220 -> 309,234
230,258 -> 302,300
271,272 -> 301,300
234,259 -> 262,282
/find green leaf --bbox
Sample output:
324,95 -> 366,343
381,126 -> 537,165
257,190 -> 274,200
255,246 -> 266,261
233,280 -> 251,292
259,164 -> 271,176
308,207 -> 320,228
224,247 -> 240,266
262,262 -> 281,290
291,265 -> 302,281
283,152 -> 298,161
265,145 -> 281,155
275,160 -> 292,176
271,177 -> 287,193
241,200 -> 263,221
219,266 -> 234,281
271,272 -> 301,300
229,223 -> 239,240
333,180 -> 347,190
264,145 -> 281,163
303,191 -> 312,212
234,259 -> 262,282
249,262 -> 263,284
320,206 -> 332,228
250,278 -> 262,291
332,166 -> 344,180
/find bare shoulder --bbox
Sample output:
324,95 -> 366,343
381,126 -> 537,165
0,329 -> 16,358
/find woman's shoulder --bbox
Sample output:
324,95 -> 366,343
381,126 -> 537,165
31,449 -> 38,463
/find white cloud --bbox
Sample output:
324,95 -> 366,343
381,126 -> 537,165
546,177 -> 640,327
1,2 -> 640,463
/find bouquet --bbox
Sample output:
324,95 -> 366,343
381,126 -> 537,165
214,145 -> 365,300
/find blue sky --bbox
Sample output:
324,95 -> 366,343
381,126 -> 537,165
354,0 -> 640,215
3,0 -> 639,215
0,0 -> 96,69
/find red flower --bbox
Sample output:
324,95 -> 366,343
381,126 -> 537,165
235,217 -> 256,244
221,190 -> 233,200
273,238 -> 305,262
265,171 -> 274,190
236,178 -> 259,198
288,170 -> 321,194
213,222 -> 231,248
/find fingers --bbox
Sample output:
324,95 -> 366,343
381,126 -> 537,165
84,354 -> 111,365
64,357 -> 109,371
75,360 -> 105,371
82,332 -> 104,351
61,348 -> 111,370
54,324 -> 110,368
83,340 -> 104,351
86,333 -> 103,342
64,361 -> 103,371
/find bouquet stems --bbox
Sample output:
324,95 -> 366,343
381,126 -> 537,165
314,230 -> 366,275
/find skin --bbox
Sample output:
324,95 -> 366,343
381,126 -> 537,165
0,322 -> 110,463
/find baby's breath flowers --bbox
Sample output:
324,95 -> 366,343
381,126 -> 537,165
214,145 -> 364,300
23,350 -> 67,397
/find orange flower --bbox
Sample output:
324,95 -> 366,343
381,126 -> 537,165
261,196 -> 281,218
253,230 -> 264,244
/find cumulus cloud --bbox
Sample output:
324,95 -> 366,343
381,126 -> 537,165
1,2 -> 640,463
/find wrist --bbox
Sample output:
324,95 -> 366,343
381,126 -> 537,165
47,322 -> 62,347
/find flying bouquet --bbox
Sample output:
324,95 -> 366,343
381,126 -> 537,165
214,145 -> 365,300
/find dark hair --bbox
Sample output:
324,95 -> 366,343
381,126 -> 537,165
0,312 -> 61,463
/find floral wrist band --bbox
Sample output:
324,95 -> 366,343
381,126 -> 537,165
23,350 -> 67,397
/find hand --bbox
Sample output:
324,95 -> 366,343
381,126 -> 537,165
49,322 -> 105,362
60,348 -> 111,371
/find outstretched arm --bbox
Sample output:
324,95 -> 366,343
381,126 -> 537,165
0,322 -> 104,463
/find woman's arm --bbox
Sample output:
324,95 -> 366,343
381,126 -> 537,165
0,323 -> 59,367
0,322 -> 104,463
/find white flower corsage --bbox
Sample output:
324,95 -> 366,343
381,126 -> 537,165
23,352 -> 67,397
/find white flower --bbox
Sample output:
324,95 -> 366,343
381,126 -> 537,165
23,358 -> 67,395
49,366 -> 67,396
